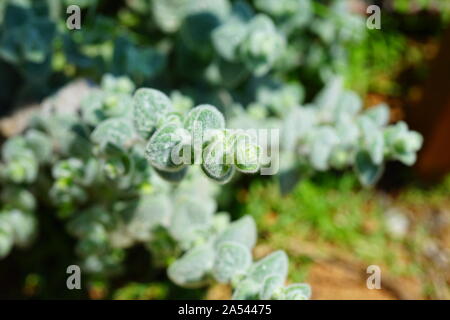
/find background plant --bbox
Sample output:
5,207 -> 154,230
0,0 -> 367,115
278,77 -> 423,188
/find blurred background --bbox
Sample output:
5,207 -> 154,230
0,0 -> 449,300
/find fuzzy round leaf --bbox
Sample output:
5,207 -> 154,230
280,283 -> 311,300
212,19 -> 247,61
354,151 -> 384,187
124,194 -> 172,242
260,274 -> 285,300
0,230 -> 13,259
231,279 -> 261,300
81,90 -> 106,126
24,129 -> 53,163
52,158 -> 84,180
6,209 -> 36,247
314,77 -> 343,114
213,241 -> 252,283
247,250 -> 288,284
364,103 -> 390,127
335,90 -> 363,122
169,194 -> 216,244
103,93 -> 133,119
102,149 -> 133,180
358,116 -> 384,165
201,136 -> 235,183
336,119 -> 359,146
184,105 -> 225,141
239,14 -> 286,75
368,132 -> 384,165
168,244 -> 215,288
257,82 -> 304,116
1,136 -> 28,163
91,118 -> 135,150
282,107 -> 316,152
215,216 -> 257,250
133,88 -> 173,138
146,123 -> 188,172
101,74 -> 135,94
384,122 -> 423,165
309,127 -> 339,171
4,152 -> 38,184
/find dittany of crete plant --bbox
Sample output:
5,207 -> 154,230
279,77 -> 423,187
0,75 -> 310,300
227,75 -> 423,190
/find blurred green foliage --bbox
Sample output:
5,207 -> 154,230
1,0 -> 448,121
346,0 -> 450,97
0,0 -> 368,113
113,282 -> 169,300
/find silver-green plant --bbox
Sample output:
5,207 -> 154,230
226,74 -> 423,189
0,75 -> 310,300
280,77 -> 423,187
168,215 -> 311,300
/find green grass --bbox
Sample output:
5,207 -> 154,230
240,173 -> 443,280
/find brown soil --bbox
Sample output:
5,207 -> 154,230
306,262 -> 422,300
